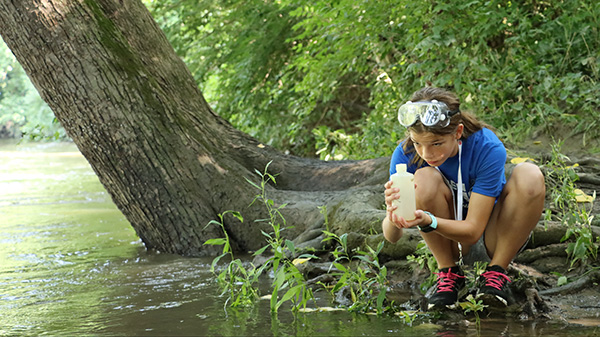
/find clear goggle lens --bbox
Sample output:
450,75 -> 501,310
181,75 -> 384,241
397,100 -> 456,128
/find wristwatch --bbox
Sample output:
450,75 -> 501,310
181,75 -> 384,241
419,211 -> 438,233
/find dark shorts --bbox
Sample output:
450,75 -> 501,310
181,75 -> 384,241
461,233 -> 530,266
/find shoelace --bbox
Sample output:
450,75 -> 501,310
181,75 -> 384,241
435,270 -> 465,293
481,270 -> 511,290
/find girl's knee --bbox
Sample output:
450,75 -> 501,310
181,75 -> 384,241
414,167 -> 445,189
510,163 -> 545,198
414,167 -> 451,200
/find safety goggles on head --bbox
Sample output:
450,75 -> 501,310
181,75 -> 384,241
397,100 -> 459,128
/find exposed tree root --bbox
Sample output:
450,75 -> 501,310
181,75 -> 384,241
539,270 -> 600,296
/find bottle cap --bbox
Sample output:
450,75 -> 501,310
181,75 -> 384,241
396,163 -> 407,173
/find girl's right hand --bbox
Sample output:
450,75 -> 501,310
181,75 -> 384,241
384,180 -> 401,226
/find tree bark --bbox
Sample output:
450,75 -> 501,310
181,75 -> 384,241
0,0 -> 389,256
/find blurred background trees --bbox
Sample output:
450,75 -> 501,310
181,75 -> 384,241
0,40 -> 66,139
2,0 -> 598,158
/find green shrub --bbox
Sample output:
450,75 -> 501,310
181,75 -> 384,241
147,0 -> 600,159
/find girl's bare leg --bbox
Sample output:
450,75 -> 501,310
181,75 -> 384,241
414,167 -> 460,268
484,163 -> 546,269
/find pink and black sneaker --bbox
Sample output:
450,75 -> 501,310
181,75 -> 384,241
476,265 -> 514,307
427,266 -> 466,309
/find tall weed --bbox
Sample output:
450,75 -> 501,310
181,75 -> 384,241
205,161 -> 317,313
542,140 -> 598,268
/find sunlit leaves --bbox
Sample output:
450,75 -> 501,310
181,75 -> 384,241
144,0 -> 600,159
0,39 -> 65,140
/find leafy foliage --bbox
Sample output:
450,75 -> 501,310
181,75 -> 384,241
542,140 -> 598,268
204,210 -> 265,308
206,162 -> 397,315
0,38 -> 66,140
321,230 -> 390,314
3,1 -> 599,154
406,241 -> 437,293
246,162 -> 317,313
145,0 -> 600,159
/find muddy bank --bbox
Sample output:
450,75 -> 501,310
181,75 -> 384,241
381,255 -> 600,321
292,245 -> 599,325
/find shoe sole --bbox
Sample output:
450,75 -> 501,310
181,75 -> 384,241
427,302 -> 459,310
477,293 -> 508,307
427,287 -> 469,311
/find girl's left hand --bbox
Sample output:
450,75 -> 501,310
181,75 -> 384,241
398,210 -> 432,229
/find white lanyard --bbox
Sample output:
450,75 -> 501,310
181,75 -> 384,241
456,141 -> 463,221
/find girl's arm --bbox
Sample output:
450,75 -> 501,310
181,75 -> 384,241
402,192 -> 496,245
434,192 -> 496,244
382,215 -> 403,243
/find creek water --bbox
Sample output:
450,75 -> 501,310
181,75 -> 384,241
0,140 -> 597,336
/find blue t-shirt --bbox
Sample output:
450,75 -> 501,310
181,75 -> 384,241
389,128 -> 507,215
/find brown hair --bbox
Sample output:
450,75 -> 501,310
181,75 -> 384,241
401,87 -> 491,166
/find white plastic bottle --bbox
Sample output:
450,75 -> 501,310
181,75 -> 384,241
390,163 -> 416,221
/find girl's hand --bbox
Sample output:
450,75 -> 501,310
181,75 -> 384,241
388,207 -> 433,230
384,180 -> 401,226
401,210 -> 432,229
385,180 -> 428,229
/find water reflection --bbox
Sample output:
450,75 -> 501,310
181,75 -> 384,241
0,140 -> 598,336
0,140 -> 142,335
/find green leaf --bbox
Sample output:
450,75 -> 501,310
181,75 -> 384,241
376,288 -> 386,312
204,238 -> 227,246
557,275 -> 568,287
340,233 -> 348,247
253,245 -> 269,256
204,219 -> 222,229
277,284 -> 303,309
210,253 -> 227,272
230,211 -> 244,223
333,262 -> 347,272
355,255 -> 373,264
285,239 -> 296,255
378,266 -> 387,279
332,275 -> 348,293
573,239 -> 587,258
244,177 -> 261,190
297,253 -> 319,260
273,266 -> 286,289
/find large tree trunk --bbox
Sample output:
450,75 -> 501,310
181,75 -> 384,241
0,0 -> 389,256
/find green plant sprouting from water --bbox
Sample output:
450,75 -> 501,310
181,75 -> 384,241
543,139 -> 598,269
246,161 -> 317,313
205,161 -> 316,313
205,162 -> 430,319
406,241 -> 438,294
204,211 -> 265,308
321,205 -> 406,315
461,294 -> 487,330
320,230 -> 390,314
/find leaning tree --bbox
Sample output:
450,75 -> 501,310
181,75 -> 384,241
0,0 -> 395,256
